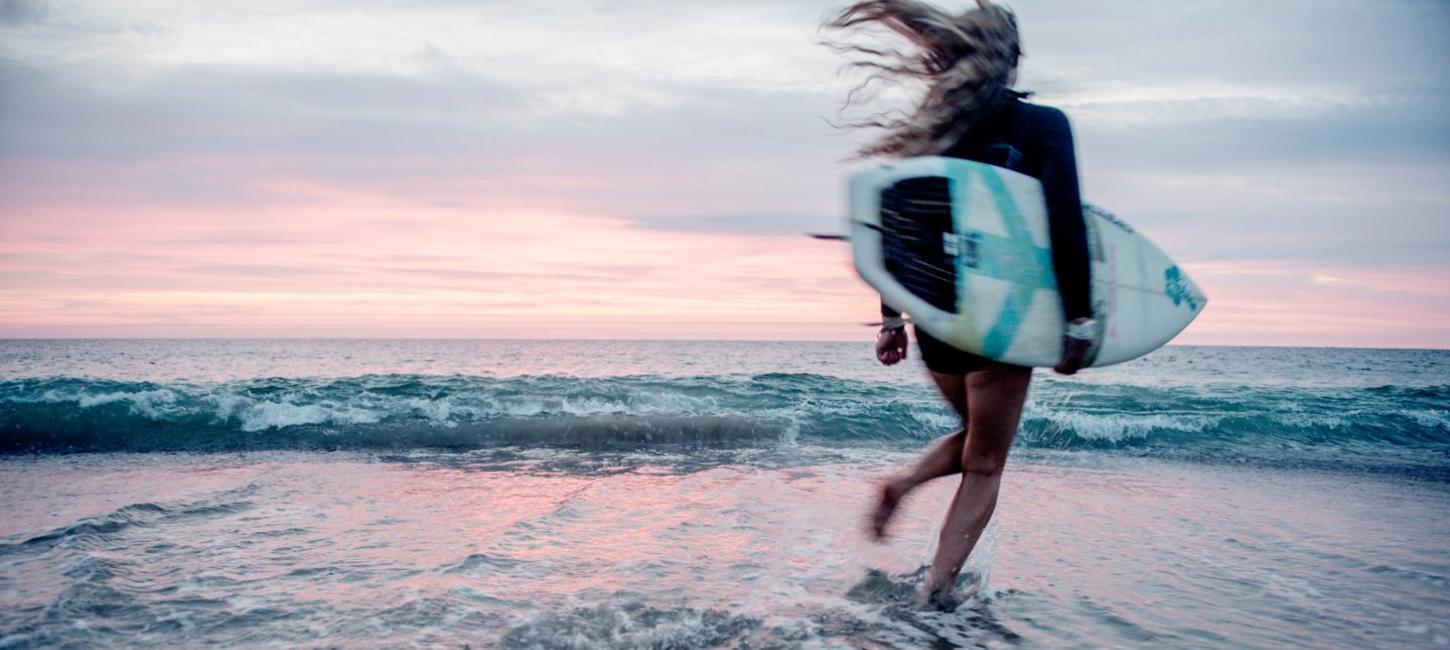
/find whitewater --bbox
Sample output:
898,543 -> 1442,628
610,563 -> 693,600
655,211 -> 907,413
1,340 -> 1447,648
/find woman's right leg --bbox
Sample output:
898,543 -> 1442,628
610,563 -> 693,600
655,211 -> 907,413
870,371 -> 969,539
894,370 -> 971,486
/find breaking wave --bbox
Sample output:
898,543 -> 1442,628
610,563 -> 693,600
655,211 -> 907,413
2,375 -> 1447,472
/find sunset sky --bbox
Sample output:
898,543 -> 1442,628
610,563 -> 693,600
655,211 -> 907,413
1,0 -> 1447,347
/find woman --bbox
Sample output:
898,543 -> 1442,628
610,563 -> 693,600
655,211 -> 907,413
825,0 -> 1097,609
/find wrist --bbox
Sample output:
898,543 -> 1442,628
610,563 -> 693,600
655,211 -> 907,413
1065,318 -> 1098,341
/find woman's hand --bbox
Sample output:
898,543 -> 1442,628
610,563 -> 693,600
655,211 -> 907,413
876,327 -> 909,365
1053,317 -> 1096,375
1054,336 -> 1089,375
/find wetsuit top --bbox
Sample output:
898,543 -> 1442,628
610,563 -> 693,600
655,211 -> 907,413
881,97 -> 1093,325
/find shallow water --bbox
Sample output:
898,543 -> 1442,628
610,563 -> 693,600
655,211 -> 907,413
1,340 -> 1448,648
2,450 -> 1447,648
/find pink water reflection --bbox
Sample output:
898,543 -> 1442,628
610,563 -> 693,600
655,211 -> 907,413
2,452 -> 1446,647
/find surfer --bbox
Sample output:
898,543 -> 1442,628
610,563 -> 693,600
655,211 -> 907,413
825,0 -> 1097,609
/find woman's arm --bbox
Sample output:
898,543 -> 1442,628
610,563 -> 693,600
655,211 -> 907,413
881,301 -> 904,324
1036,107 -> 1092,321
877,300 -> 908,365
1036,107 -> 1094,374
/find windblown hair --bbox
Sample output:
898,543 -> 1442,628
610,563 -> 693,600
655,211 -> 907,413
824,0 -> 1022,158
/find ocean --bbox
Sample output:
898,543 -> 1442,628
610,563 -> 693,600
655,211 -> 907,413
1,340 -> 1447,648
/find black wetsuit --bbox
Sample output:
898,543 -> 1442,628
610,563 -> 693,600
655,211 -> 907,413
883,98 -> 1092,374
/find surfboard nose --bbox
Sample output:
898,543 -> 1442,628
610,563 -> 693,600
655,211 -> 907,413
1164,265 -> 1206,314
1154,264 -> 1207,350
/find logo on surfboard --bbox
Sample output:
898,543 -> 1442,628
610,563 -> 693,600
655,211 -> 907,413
1164,266 -> 1200,311
943,232 -> 982,268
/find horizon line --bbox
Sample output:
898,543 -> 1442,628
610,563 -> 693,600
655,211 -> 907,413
1,337 -> 1446,352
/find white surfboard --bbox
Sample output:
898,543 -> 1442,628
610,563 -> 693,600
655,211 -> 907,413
849,157 -> 1206,368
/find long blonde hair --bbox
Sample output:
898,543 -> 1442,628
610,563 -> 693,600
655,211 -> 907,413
824,0 -> 1022,158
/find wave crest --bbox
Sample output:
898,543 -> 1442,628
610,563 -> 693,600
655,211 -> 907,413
1,375 -> 1446,463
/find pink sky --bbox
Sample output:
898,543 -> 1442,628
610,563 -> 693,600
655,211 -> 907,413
1,1 -> 1447,347
4,164 -> 1446,347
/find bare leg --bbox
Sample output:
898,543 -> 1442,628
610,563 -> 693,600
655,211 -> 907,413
919,363 -> 1032,606
870,371 -> 969,540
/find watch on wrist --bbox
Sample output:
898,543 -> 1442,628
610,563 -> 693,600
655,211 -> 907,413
1065,318 -> 1099,341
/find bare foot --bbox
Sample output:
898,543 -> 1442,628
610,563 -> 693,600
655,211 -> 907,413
869,478 -> 909,541
915,570 -> 981,611
915,586 -> 961,612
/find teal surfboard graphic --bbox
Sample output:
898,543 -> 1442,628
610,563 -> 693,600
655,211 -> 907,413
956,164 -> 1057,358
1164,266 -> 1199,311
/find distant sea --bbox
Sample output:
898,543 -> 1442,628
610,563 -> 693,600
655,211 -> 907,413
2,340 -> 1447,648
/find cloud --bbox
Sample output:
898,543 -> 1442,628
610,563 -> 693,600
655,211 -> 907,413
0,0 -> 45,25
628,212 -> 839,237
1,0 -> 1447,343
0,58 -> 528,160
0,53 -> 851,225
1076,101 -> 1450,168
